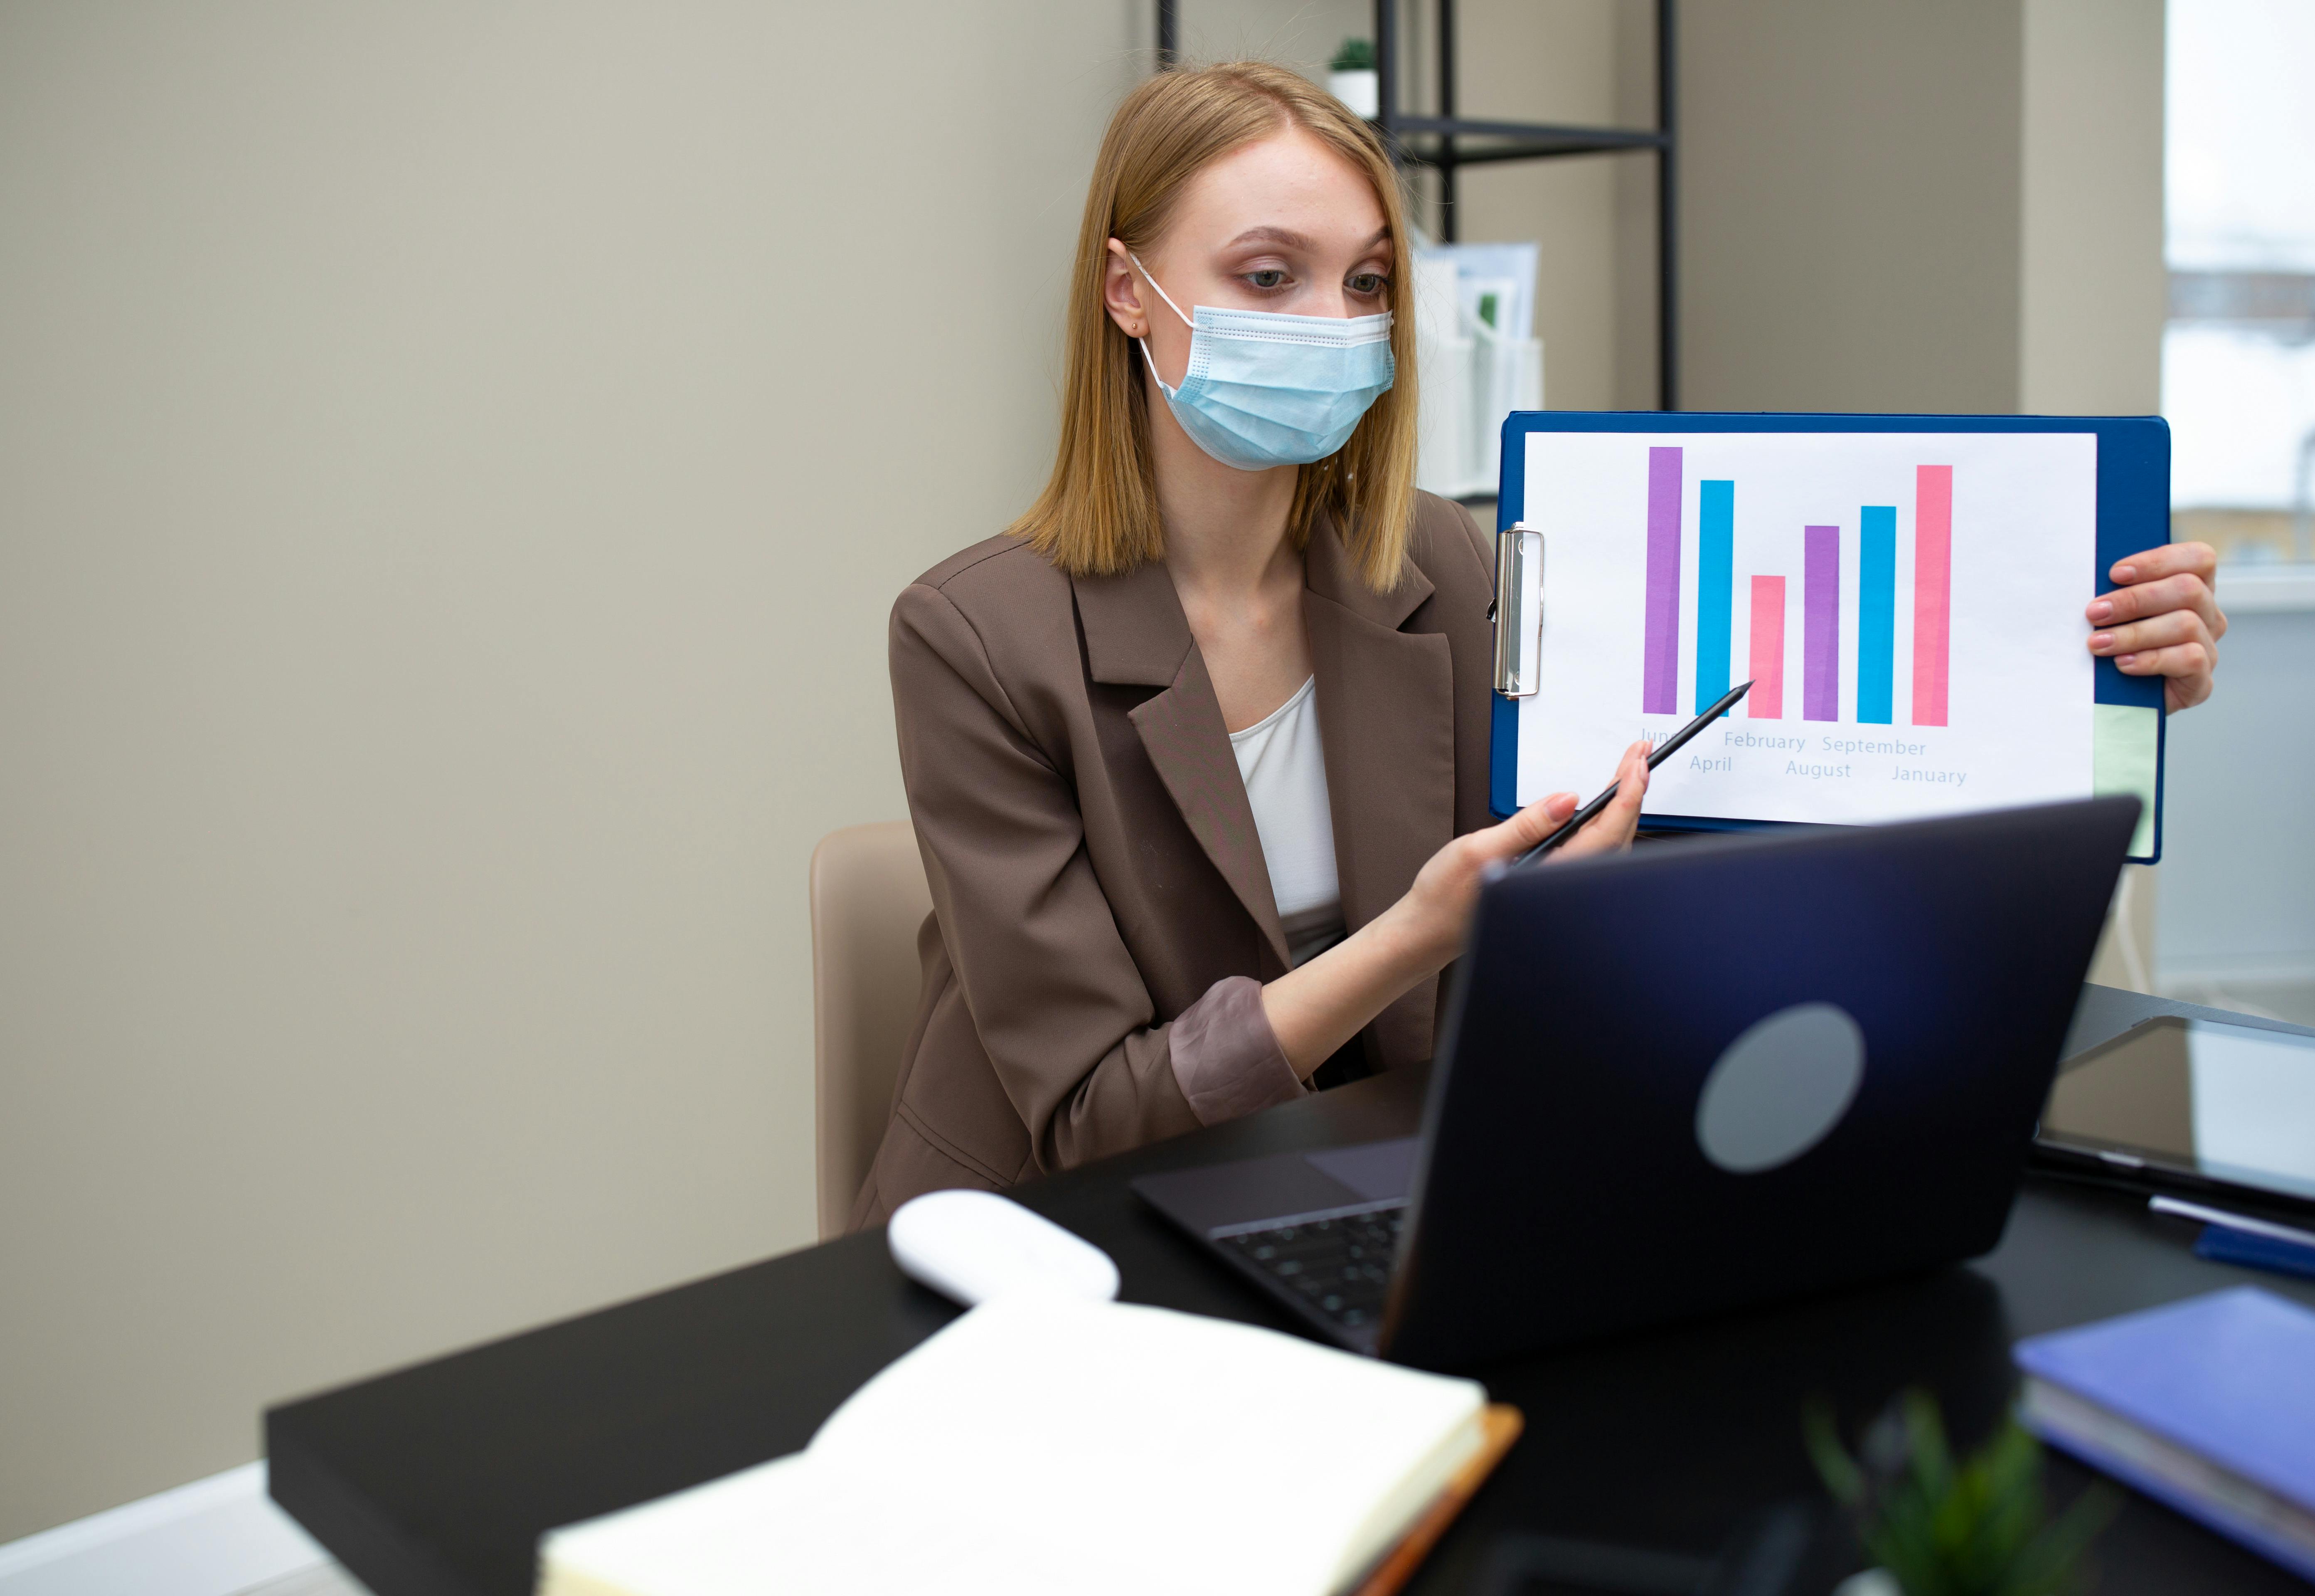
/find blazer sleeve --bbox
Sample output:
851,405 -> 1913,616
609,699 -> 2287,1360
889,584 -> 1299,1175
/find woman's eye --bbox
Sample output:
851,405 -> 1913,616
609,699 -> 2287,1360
1349,272 -> 1388,296
1246,268 -> 1289,290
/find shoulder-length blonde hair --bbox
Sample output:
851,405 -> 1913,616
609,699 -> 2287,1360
1011,61 -> 1420,594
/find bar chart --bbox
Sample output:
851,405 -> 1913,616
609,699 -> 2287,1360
1642,448 -> 1954,729
1514,426 -> 2097,828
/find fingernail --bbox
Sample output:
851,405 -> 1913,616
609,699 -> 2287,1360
2088,600 -> 2113,622
2113,565 -> 2135,582
2115,653 -> 2138,667
2088,632 -> 2112,650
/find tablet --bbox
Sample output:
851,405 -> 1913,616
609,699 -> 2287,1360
2037,1015 -> 2315,1215
1490,412 -> 2168,861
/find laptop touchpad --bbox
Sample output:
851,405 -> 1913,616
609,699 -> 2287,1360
1304,1137 -> 1420,1202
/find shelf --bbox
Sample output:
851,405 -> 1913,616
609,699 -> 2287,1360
1382,115 -> 1671,162
1153,0 -> 1680,407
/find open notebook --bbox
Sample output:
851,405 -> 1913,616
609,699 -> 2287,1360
537,1295 -> 1520,1596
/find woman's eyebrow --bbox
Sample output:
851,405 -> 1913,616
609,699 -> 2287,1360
1219,225 -> 1394,253
1222,226 -> 1318,251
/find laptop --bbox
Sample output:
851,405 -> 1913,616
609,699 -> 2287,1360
1134,796 -> 2142,1370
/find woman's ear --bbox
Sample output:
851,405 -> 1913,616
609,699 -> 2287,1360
1101,239 -> 1148,340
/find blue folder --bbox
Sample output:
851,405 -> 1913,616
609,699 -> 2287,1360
2014,1288 -> 2315,1579
1489,411 -> 2170,862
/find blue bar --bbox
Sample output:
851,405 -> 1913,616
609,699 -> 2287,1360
1695,480 -> 1734,713
1859,505 -> 1896,724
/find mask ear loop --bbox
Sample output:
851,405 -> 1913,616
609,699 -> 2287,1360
1126,252 -> 1195,397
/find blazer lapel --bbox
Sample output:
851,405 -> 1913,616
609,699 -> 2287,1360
1302,517 -> 1455,938
1073,564 -> 1290,971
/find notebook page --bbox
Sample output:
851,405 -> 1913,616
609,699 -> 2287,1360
539,1296 -> 1487,1596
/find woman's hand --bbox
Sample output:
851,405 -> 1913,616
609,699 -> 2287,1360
1260,741 -> 1649,1076
2086,542 -> 2226,712
1387,739 -> 1653,975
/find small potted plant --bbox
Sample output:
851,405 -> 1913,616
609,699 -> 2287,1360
1328,38 -> 1379,120
1807,1390 -> 2117,1596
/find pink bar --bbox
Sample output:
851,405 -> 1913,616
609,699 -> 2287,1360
1748,576 -> 1785,718
1913,465 -> 1953,726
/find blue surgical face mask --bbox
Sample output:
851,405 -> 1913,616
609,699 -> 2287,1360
1130,253 -> 1394,473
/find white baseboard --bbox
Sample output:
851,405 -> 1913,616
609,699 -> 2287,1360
2160,961 -> 2315,994
2161,959 -> 2315,985
0,1463 -> 337,1596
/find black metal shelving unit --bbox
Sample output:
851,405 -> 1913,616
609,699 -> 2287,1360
1157,0 -> 1679,409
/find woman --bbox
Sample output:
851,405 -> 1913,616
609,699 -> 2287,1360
850,62 -> 2226,1227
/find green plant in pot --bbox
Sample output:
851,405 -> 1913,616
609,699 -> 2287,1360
1807,1390 -> 2117,1596
1327,38 -> 1379,119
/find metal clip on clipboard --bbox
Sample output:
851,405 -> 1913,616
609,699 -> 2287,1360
1492,523 -> 1543,698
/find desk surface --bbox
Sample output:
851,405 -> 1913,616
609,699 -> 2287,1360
268,986 -> 2315,1596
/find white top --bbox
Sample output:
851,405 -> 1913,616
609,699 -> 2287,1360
1228,676 -> 1346,967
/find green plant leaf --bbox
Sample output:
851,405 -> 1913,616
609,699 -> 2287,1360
1805,1396 -> 1867,1507
1808,1392 -> 2113,1596
1905,1389 -> 1956,1503
2006,1482 -> 2121,1596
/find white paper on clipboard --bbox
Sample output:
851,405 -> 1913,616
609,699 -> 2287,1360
1500,428 -> 2098,828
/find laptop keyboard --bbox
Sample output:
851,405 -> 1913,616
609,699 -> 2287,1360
1216,1205 -> 1405,1331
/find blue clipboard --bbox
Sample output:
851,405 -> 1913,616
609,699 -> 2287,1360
1488,411 -> 2169,863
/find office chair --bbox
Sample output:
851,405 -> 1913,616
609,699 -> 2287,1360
808,821 -> 934,1239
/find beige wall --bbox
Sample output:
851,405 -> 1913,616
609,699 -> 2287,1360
0,0 -> 2168,1542
1678,0 -> 2167,987
2019,0 -> 2167,414
0,0 -> 1140,1539
1679,0 -> 2165,417
1681,0 -> 2029,413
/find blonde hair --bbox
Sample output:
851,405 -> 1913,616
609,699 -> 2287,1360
1011,61 -> 1420,594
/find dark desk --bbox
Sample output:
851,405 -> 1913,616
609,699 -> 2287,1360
269,986 -> 2315,1596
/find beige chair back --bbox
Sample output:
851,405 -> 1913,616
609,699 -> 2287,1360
809,820 -> 934,1238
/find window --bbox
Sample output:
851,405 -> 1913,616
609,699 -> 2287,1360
2162,0 -> 2315,564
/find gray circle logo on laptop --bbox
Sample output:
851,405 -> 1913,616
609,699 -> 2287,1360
1694,1002 -> 1866,1174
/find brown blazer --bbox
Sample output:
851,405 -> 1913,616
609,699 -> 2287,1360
851,493 -> 1498,1227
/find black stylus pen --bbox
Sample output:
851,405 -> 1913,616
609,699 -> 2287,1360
1511,679 -> 1755,869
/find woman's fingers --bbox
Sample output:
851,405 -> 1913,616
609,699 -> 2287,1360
2088,571 -> 2223,636
2085,542 -> 2226,713
2087,543 -> 2227,642
1551,741 -> 1650,861
2088,607 -> 2216,663
1463,740 -> 1655,876
1491,791 -> 1578,859
1512,792 -> 1578,847
2113,640 -> 2218,711
2107,540 -> 2216,591
1599,742 -> 1651,839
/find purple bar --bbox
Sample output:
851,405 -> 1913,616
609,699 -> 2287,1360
1804,525 -> 1840,722
1643,447 -> 1682,713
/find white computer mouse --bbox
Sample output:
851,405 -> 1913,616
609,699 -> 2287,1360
887,1190 -> 1121,1308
